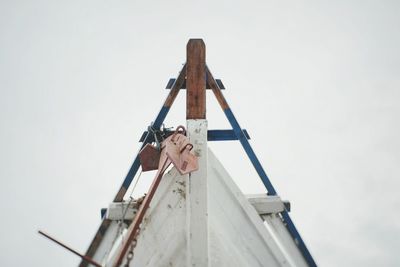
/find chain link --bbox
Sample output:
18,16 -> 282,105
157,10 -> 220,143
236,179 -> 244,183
124,238 -> 136,267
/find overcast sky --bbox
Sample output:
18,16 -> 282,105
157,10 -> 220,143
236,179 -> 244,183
1,0 -> 400,266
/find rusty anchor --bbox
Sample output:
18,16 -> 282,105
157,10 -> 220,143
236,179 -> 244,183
164,126 -> 198,175
114,126 -> 198,266
139,125 -> 198,175
179,143 -> 198,174
139,144 -> 160,171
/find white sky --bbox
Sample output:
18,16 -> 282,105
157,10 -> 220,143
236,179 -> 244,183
1,0 -> 400,266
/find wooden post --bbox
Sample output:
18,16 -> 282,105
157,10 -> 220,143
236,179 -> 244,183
186,120 -> 209,267
186,39 -> 206,119
186,39 -> 209,266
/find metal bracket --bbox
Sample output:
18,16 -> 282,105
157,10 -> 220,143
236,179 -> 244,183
166,78 -> 225,90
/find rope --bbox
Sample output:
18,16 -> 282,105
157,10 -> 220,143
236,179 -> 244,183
119,168 -> 143,237
102,168 -> 144,263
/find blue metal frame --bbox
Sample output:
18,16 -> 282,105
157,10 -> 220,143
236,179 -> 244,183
223,107 -> 317,267
109,66 -> 316,266
139,129 -> 250,142
115,89 -> 316,266
206,129 -> 250,141
281,211 -> 316,266
114,63 -> 186,200
118,105 -> 170,196
224,108 -> 277,195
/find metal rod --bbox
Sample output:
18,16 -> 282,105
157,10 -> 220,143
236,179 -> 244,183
113,158 -> 171,267
38,230 -> 103,267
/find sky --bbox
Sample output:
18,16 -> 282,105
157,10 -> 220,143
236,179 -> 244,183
1,0 -> 400,266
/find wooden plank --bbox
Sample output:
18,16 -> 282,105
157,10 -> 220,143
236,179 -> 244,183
106,201 -> 139,221
246,194 -> 286,215
128,168 -> 188,266
186,119 -> 209,266
186,39 -> 206,119
91,221 -> 122,265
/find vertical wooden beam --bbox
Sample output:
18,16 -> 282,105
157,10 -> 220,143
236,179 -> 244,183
186,39 -> 206,119
186,39 -> 209,266
186,119 -> 209,267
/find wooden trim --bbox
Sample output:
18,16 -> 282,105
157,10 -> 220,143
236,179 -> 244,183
186,39 -> 206,119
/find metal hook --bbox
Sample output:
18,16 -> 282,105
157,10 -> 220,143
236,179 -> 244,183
171,125 -> 186,141
180,143 -> 194,153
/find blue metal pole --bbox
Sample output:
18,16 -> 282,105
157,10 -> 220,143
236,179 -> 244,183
113,64 -> 186,202
207,64 -> 317,266
119,106 -> 170,192
281,211 -> 317,267
224,108 -> 277,195
223,107 -> 317,267
81,66 -> 186,265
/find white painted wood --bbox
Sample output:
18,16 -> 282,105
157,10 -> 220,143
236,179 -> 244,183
132,167 -> 188,267
104,226 -> 129,266
93,220 -> 127,266
92,200 -> 139,264
262,214 -> 308,267
207,148 -> 291,267
186,119 -> 209,267
102,140 -> 309,267
246,194 -> 286,215
106,201 -> 138,221
107,168 -> 188,267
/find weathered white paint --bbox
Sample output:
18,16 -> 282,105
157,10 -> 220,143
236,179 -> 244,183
104,136 -> 309,267
92,220 -> 126,266
262,214 -> 308,267
207,148 -> 292,267
110,167 -> 188,267
93,201 -> 138,265
186,119 -> 209,267
246,194 -> 286,215
106,201 -> 138,221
